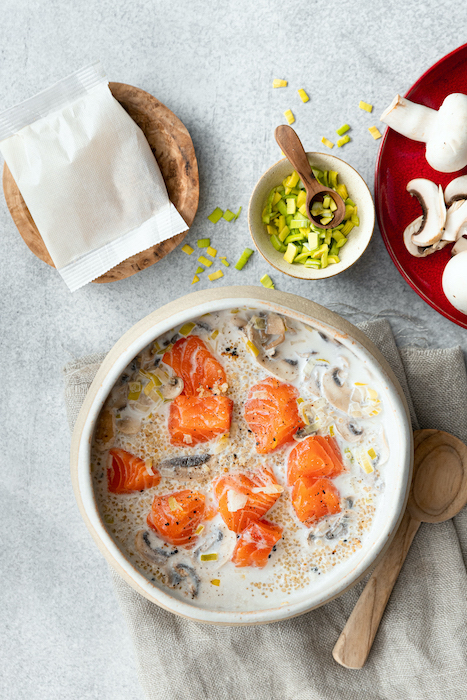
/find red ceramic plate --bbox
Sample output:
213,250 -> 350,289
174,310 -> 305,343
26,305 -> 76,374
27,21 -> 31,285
375,43 -> 467,328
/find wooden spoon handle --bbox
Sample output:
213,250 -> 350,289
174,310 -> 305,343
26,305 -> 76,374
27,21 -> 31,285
274,125 -> 318,192
332,510 -> 421,669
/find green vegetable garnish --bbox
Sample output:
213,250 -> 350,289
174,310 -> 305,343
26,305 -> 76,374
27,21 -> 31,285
260,274 -> 275,289
196,266 -> 204,274
197,238 -> 210,248
223,209 -> 236,222
208,207 -> 224,224
234,206 -> 242,220
336,124 -> 350,136
235,248 -> 254,270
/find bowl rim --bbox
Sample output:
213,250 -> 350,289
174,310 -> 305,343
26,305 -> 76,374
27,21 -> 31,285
248,152 -> 375,280
70,286 -> 412,626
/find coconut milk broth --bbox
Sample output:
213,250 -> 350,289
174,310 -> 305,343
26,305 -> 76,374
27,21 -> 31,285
92,307 -> 391,612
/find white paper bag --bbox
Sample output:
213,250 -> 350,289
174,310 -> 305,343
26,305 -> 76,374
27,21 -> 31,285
0,62 -> 188,291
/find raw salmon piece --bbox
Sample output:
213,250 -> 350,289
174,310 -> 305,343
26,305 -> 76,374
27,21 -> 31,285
147,489 -> 205,547
168,395 -> 233,446
244,377 -> 304,454
162,336 -> 227,395
231,519 -> 283,568
107,448 -> 161,494
291,476 -> 341,526
214,467 -> 282,533
287,435 -> 344,485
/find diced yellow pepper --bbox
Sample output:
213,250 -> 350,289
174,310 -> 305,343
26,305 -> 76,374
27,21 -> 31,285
208,270 -> 224,282
321,137 -> 334,149
273,79 -> 288,88
368,126 -> 382,140
182,244 -> 194,255
298,88 -> 309,103
359,101 -> 373,112
284,109 -> 295,125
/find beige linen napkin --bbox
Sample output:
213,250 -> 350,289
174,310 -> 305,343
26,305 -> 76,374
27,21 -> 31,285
64,319 -> 467,700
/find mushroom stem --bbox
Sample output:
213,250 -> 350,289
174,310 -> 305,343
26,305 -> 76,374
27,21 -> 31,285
380,95 -> 436,143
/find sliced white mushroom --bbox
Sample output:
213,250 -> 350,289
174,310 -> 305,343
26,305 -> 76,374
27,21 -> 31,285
335,418 -> 364,443
406,179 -> 446,246
172,563 -> 200,598
116,414 -> 142,435
403,216 -> 449,257
444,175 -> 467,206
196,524 -> 237,569
442,199 -> 467,242
135,530 -> 178,565
266,313 -> 286,336
452,236 -> 467,256
94,408 -> 115,451
321,368 -> 362,415
160,375 -> 184,400
244,322 -> 298,382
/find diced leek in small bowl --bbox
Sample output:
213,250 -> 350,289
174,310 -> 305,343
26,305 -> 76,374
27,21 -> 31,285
248,152 -> 375,280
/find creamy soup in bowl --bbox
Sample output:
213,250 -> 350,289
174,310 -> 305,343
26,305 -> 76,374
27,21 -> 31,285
72,288 -> 412,625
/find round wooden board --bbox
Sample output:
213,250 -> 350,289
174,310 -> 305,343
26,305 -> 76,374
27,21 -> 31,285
2,82 -> 199,283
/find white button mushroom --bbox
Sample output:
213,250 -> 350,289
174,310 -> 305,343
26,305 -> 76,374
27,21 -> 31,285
406,179 -> 446,247
381,93 -> 467,173
442,250 -> 467,314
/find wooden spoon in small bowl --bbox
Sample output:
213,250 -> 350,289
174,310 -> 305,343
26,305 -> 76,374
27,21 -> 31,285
274,125 -> 346,230
332,429 -> 467,669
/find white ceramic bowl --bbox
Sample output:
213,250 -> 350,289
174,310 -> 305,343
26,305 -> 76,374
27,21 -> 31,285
71,287 -> 412,625
248,153 -> 375,279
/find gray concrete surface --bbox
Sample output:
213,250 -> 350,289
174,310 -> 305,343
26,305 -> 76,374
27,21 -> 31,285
1,1 -> 466,698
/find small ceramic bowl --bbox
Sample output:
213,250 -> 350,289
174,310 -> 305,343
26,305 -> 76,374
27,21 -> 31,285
248,153 -> 375,280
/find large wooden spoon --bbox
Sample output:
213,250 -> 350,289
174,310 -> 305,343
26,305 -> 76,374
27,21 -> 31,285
274,125 -> 346,229
332,429 -> 467,669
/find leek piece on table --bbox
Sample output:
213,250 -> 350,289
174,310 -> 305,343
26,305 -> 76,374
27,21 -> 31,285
359,100 -> 373,112
191,274 -> 199,285
197,238 -> 210,248
182,244 -> 194,255
220,258 -> 230,267
298,88 -> 309,103
234,206 -> 242,220
273,79 -> 288,88
260,274 -> 275,289
198,255 -> 213,267
337,135 -> 351,147
235,248 -> 254,270
368,126 -> 382,140
208,270 -> 224,282
208,207 -> 224,223
207,246 -> 217,258
336,124 -> 350,136
196,266 -> 204,274
321,137 -> 334,149
284,109 -> 295,125
223,209 -> 236,221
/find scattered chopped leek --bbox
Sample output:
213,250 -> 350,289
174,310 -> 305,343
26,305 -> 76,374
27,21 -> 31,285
206,246 -> 217,258
336,124 -> 350,136
182,244 -> 194,255
273,79 -> 288,88
321,137 -> 334,149
223,209 -> 236,221
220,258 -> 230,267
195,525 -> 204,535
200,553 -> 218,561
168,496 -> 184,512
210,329 -> 219,340
198,255 -> 213,267
179,322 -> 196,337
208,270 -> 224,281
368,447 -> 377,460
235,247 -> 254,270
260,274 -> 274,289
128,382 -> 142,400
196,266 -> 204,274
298,88 -> 309,103
358,451 -> 374,474
234,206 -> 242,220
243,337 -> 260,357
359,100 -> 373,112
368,126 -> 382,140
211,579 -> 220,586
208,207 -> 224,223
337,135 -> 351,147
284,109 -> 295,125
197,238 -> 210,248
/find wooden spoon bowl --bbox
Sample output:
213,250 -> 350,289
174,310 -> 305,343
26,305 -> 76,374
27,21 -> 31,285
274,125 -> 346,229
332,429 -> 467,669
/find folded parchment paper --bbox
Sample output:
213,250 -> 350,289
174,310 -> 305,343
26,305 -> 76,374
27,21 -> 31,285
0,63 -> 187,291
